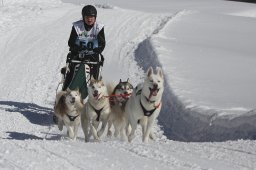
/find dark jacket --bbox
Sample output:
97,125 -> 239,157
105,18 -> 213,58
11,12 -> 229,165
68,22 -> 106,54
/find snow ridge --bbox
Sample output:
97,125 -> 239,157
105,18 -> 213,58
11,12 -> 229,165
134,10 -> 256,142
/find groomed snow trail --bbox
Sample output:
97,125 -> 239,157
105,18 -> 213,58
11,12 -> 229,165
0,2 -> 256,170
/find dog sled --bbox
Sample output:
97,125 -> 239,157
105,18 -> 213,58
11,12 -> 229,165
57,50 -> 104,100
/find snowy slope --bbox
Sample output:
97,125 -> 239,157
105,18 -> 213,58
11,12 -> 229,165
0,0 -> 256,169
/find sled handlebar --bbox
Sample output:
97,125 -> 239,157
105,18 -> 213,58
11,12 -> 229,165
70,59 -> 99,65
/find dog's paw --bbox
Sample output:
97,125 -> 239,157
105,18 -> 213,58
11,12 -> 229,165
67,130 -> 75,139
58,124 -> 63,131
149,132 -> 156,141
107,130 -> 112,137
97,130 -> 104,137
128,134 -> 135,142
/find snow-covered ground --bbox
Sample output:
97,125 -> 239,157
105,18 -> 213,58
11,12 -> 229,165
0,0 -> 256,169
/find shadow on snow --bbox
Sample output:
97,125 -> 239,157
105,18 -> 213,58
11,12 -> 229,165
0,101 -> 53,126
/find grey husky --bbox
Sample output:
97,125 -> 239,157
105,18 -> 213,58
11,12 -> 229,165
107,79 -> 133,141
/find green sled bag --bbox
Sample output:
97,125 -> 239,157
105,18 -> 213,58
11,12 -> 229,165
68,64 -> 88,99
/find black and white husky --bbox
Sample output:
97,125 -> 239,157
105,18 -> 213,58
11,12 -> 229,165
107,79 -> 133,141
125,67 -> 164,143
54,89 -> 83,140
81,77 -> 111,142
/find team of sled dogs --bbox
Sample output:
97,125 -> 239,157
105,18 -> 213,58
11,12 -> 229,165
54,67 -> 164,143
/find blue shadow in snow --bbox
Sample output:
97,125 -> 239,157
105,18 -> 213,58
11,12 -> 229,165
4,131 -> 61,141
5,131 -> 44,140
0,101 -> 53,126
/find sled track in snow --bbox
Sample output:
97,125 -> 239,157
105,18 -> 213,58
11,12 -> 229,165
134,11 -> 256,142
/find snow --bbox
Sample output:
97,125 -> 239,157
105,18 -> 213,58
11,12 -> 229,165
0,0 -> 256,169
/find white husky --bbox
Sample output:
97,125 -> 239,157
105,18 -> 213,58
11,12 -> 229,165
54,89 -> 83,140
107,79 -> 133,141
81,77 -> 111,142
125,67 -> 164,143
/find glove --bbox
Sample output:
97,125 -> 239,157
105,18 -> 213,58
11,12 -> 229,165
69,45 -> 82,53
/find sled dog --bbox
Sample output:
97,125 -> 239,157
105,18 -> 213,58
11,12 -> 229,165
54,89 -> 83,140
81,77 -> 110,142
125,67 -> 164,143
107,79 -> 133,141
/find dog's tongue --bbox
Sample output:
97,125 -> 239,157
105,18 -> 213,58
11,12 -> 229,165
149,89 -> 158,99
152,90 -> 158,96
94,93 -> 100,100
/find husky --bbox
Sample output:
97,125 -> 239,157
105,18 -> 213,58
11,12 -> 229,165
125,67 -> 164,143
107,79 -> 133,141
54,89 -> 83,140
81,77 -> 110,142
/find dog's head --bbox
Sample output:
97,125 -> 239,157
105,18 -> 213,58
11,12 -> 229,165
54,89 -> 82,116
65,89 -> 82,106
113,79 -> 133,102
142,67 -> 164,100
88,77 -> 107,100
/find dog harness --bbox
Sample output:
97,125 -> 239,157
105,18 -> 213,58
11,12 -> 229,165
136,86 -> 161,117
89,102 -> 104,121
140,100 -> 160,117
67,114 -> 80,121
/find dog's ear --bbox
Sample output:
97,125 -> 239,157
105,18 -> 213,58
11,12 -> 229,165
156,67 -> 163,78
98,75 -> 103,81
66,88 -> 71,93
75,88 -> 80,93
119,79 -> 122,83
147,67 -> 153,77
90,76 -> 96,85
126,78 -> 129,83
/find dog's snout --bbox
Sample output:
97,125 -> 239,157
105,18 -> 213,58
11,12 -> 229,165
94,90 -> 98,95
153,83 -> 158,89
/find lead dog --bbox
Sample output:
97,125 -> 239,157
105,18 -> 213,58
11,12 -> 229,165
125,67 -> 164,143
54,89 -> 83,140
81,77 -> 111,142
107,79 -> 133,141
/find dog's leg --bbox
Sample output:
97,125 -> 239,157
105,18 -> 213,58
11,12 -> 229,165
114,122 -> 120,138
90,121 -> 100,141
67,125 -> 75,139
143,118 -> 154,143
107,119 -> 113,137
81,115 -> 90,142
128,119 -> 137,142
58,119 -> 64,131
139,117 -> 147,135
120,123 -> 128,142
97,119 -> 107,138
73,123 -> 79,140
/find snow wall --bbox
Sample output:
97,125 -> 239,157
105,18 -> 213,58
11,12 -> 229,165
135,38 -> 256,142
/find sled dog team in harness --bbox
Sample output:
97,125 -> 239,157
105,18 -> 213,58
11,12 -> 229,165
53,5 -> 164,143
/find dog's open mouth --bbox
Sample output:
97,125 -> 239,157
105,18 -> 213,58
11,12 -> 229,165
93,93 -> 101,100
70,98 -> 75,104
122,92 -> 131,99
149,87 -> 160,97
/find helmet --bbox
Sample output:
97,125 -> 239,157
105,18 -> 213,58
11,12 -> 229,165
82,5 -> 97,18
